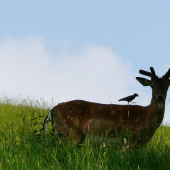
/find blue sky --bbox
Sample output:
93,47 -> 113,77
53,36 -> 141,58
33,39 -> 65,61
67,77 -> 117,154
1,0 -> 170,70
0,1 -> 170,123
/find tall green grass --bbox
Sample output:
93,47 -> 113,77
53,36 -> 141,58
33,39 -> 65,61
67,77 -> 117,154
0,97 -> 170,170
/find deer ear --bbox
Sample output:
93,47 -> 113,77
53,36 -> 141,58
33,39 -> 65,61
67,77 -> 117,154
136,77 -> 151,86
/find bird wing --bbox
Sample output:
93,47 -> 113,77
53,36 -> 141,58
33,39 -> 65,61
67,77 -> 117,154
118,95 -> 136,102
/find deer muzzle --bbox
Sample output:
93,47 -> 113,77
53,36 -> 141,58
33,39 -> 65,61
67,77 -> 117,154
156,94 -> 165,110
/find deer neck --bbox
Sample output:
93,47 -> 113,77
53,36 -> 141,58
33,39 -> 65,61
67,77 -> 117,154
147,97 -> 165,127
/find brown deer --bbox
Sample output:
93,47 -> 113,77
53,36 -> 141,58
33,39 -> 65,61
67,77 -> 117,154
41,67 -> 170,149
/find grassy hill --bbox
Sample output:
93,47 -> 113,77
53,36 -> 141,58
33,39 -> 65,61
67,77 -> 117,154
0,98 -> 170,170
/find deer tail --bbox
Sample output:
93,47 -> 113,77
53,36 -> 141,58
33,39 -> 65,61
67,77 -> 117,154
41,111 -> 53,135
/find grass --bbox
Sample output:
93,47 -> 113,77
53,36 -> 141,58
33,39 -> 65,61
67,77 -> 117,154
0,97 -> 170,170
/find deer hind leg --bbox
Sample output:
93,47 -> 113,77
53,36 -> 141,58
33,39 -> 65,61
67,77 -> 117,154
53,122 -> 86,147
76,134 -> 86,148
71,130 -> 86,148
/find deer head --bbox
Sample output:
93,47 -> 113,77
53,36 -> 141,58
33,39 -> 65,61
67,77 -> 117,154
136,67 -> 170,109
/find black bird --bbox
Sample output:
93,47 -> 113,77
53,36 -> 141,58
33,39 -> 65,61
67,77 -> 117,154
118,93 -> 139,104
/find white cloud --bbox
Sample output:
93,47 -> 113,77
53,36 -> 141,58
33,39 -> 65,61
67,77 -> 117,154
0,36 -> 169,123
0,36 -> 134,102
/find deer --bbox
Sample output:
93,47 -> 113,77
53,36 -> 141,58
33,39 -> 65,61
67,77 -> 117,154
41,67 -> 170,149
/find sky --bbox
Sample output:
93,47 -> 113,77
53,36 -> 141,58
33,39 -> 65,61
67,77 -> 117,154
0,1 -> 170,123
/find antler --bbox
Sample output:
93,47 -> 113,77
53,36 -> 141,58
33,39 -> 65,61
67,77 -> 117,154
139,70 -> 152,77
139,67 -> 158,79
150,67 -> 158,79
163,68 -> 170,79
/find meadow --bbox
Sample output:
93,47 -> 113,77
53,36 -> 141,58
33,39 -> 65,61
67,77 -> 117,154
0,97 -> 170,170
